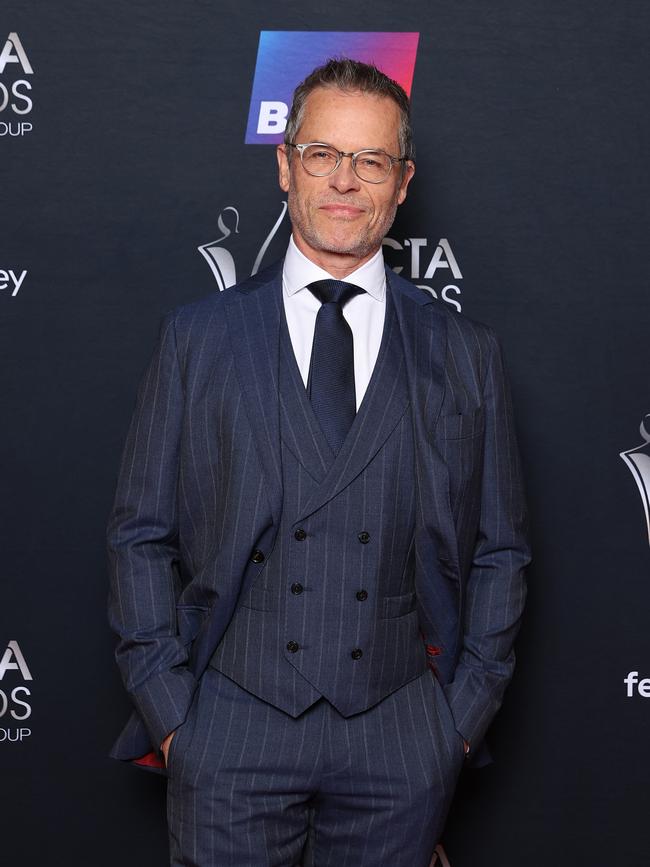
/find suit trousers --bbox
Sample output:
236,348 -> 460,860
166,665 -> 465,867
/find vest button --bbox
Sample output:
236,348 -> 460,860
290,582 -> 304,595
251,549 -> 265,564
294,528 -> 307,541
286,640 -> 300,653
356,589 -> 368,601
351,648 -> 363,660
358,531 -> 370,544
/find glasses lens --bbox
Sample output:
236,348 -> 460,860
353,151 -> 393,182
301,145 -> 340,176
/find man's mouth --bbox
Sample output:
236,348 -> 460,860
319,203 -> 366,219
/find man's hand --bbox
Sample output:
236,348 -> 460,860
463,739 -> 470,758
161,729 -> 176,767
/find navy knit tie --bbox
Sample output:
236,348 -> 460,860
307,279 -> 365,455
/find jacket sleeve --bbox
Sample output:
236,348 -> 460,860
107,311 -> 197,754
444,328 -> 531,751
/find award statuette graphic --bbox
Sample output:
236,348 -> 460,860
198,201 -> 288,291
620,414 -> 650,545
198,206 -> 240,291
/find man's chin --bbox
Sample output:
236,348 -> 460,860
310,231 -> 378,260
291,214 -> 383,261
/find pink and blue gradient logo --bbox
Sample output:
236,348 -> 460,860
245,31 -> 420,145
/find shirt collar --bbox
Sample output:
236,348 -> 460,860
283,235 -> 386,301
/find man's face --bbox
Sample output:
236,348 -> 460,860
277,87 -> 415,269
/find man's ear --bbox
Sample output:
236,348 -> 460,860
277,145 -> 291,192
397,160 -> 415,206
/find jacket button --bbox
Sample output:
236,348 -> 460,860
356,589 -> 368,601
351,648 -> 363,660
251,549 -> 265,564
290,582 -> 304,595
358,531 -> 370,544
294,528 -> 307,541
286,640 -> 300,653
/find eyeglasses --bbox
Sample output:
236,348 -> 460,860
286,142 -> 408,184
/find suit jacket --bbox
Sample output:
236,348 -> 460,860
107,259 -> 530,767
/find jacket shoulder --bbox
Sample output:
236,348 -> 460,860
388,269 -> 502,394
435,297 -> 498,352
388,267 -> 498,350
165,260 -> 283,340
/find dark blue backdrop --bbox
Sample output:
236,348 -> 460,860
1,2 -> 649,864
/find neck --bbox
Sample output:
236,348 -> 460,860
291,234 -> 380,279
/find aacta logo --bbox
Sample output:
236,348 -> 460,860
619,414 -> 650,546
0,32 -> 33,75
0,32 -> 34,137
0,641 -> 33,743
383,237 -> 463,311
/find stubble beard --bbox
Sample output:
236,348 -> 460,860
287,189 -> 399,261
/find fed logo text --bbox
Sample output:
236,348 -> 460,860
624,671 -> 650,698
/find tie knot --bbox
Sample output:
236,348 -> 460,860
307,279 -> 365,307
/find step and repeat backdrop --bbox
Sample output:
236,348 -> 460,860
1,1 -> 648,864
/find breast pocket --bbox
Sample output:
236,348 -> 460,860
435,406 -> 486,510
436,405 -> 485,441
381,590 -> 417,619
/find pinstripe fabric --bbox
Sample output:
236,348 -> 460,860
210,291 -> 427,717
390,287 -> 530,751
166,666 -> 464,867
107,258 -> 530,771
107,271 -> 284,758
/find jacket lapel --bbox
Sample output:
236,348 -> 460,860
224,262 -> 284,527
387,269 -> 461,572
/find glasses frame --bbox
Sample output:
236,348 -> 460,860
286,142 -> 409,184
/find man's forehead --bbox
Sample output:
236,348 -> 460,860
295,87 -> 401,141
300,85 -> 399,114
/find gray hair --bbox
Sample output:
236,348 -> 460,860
284,57 -> 414,161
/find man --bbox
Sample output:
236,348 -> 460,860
108,58 -> 530,866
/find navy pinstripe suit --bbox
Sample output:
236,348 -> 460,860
107,260 -> 530,864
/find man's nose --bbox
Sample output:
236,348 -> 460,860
328,155 -> 361,192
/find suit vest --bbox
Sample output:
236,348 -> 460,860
209,287 -> 429,717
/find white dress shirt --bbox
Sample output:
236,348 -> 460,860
282,236 -> 386,411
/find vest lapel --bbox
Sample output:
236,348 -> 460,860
279,305 -> 335,484
296,287 -> 410,522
